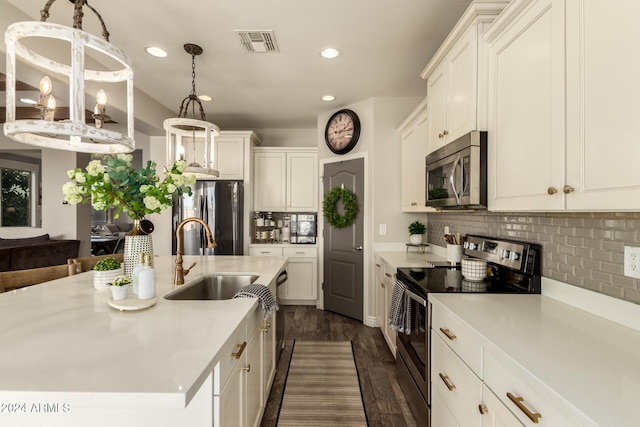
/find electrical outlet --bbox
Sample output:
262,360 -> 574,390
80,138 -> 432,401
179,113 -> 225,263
379,224 -> 387,235
444,225 -> 450,235
624,246 -> 640,279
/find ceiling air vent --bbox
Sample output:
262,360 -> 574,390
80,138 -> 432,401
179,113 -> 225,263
235,30 -> 279,53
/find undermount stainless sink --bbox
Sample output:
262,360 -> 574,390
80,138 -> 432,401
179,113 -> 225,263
164,274 -> 260,301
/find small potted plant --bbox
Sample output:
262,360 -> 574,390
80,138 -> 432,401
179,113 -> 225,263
109,275 -> 132,301
408,221 -> 426,245
93,257 -> 123,290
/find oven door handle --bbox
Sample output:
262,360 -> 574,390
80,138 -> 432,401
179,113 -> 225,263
405,288 -> 427,307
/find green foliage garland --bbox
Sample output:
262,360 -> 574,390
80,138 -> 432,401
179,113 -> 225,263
323,187 -> 359,229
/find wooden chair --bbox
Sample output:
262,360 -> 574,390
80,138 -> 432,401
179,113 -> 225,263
67,253 -> 124,275
0,264 -> 74,293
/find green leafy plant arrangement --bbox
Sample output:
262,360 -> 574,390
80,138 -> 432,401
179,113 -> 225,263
62,154 -> 196,220
408,221 -> 426,235
94,257 -> 122,271
111,276 -> 132,287
323,186 -> 359,229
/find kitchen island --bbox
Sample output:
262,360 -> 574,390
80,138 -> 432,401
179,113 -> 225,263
0,255 -> 287,427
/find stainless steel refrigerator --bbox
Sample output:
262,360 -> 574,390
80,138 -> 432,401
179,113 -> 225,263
172,181 -> 243,255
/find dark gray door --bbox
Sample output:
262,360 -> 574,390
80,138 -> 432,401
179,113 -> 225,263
323,158 -> 364,321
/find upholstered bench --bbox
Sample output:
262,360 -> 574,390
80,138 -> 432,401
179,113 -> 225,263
0,234 -> 80,272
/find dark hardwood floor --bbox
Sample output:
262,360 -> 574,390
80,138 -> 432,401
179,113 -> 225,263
260,305 -> 418,427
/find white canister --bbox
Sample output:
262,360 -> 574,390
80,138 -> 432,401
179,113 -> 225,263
446,244 -> 463,264
281,226 -> 290,242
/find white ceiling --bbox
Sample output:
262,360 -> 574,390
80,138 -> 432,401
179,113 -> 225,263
2,0 -> 473,131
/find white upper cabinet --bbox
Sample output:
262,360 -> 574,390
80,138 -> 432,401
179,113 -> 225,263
486,0 -> 640,211
421,1 -> 508,153
399,98 -> 435,212
565,0 -> 640,210
485,0 -> 565,211
214,131 -> 260,181
253,148 -> 318,212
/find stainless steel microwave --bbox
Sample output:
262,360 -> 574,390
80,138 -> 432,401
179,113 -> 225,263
425,131 -> 487,209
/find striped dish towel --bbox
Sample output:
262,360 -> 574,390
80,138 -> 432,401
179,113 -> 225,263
388,279 -> 412,334
233,283 -> 279,319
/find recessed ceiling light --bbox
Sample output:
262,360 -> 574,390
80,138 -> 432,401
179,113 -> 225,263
320,47 -> 341,59
322,95 -> 336,102
145,46 -> 168,58
19,98 -> 37,105
198,94 -> 212,102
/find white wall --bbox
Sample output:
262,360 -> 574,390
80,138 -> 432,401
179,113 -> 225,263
252,128 -> 316,147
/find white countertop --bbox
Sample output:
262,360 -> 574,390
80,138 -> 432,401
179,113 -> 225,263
0,255 -> 287,409
429,293 -> 640,426
374,249 -> 449,269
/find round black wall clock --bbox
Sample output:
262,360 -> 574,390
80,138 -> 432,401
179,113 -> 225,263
324,109 -> 361,154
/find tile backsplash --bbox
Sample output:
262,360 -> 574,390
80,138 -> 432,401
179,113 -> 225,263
426,211 -> 640,305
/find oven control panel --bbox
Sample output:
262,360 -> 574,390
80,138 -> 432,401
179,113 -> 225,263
463,235 -> 540,274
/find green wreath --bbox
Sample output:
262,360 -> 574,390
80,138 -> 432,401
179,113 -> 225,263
323,187 -> 359,229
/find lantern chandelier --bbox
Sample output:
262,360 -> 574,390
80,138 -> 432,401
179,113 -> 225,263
164,43 -> 220,179
3,0 -> 134,153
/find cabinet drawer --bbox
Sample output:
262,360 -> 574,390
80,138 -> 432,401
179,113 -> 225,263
214,320 -> 247,395
432,386 -> 462,427
484,348 -> 597,427
382,260 -> 395,282
249,247 -> 283,257
283,246 -> 317,258
431,332 -> 482,427
431,303 -> 483,377
481,383 -> 525,427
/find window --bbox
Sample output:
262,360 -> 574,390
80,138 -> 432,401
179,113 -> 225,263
0,152 -> 41,227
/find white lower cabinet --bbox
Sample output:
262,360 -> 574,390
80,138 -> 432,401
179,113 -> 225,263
483,348 -> 596,427
282,247 -> 317,302
215,307 -> 270,427
431,332 -> 482,427
261,316 -> 276,401
382,262 -> 396,355
249,246 -> 317,304
374,255 -> 396,355
432,385 -> 462,427
430,298 -> 599,427
481,384 -> 524,427
245,324 -> 263,427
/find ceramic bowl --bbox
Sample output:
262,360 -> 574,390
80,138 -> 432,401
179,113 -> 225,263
461,258 -> 487,281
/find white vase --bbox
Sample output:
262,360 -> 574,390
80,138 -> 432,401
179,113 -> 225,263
110,284 -> 129,301
410,234 -> 423,245
94,268 -> 123,290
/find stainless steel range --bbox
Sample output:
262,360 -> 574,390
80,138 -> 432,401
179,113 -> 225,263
394,235 -> 541,425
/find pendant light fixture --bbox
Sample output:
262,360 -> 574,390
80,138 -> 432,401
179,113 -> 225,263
164,43 -> 219,179
3,0 -> 134,153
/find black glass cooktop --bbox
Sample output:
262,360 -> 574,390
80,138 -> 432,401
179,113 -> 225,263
396,265 -> 539,298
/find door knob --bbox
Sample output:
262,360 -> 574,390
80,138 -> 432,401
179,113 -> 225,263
355,246 -> 363,251
563,185 -> 575,194
547,187 -> 558,195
